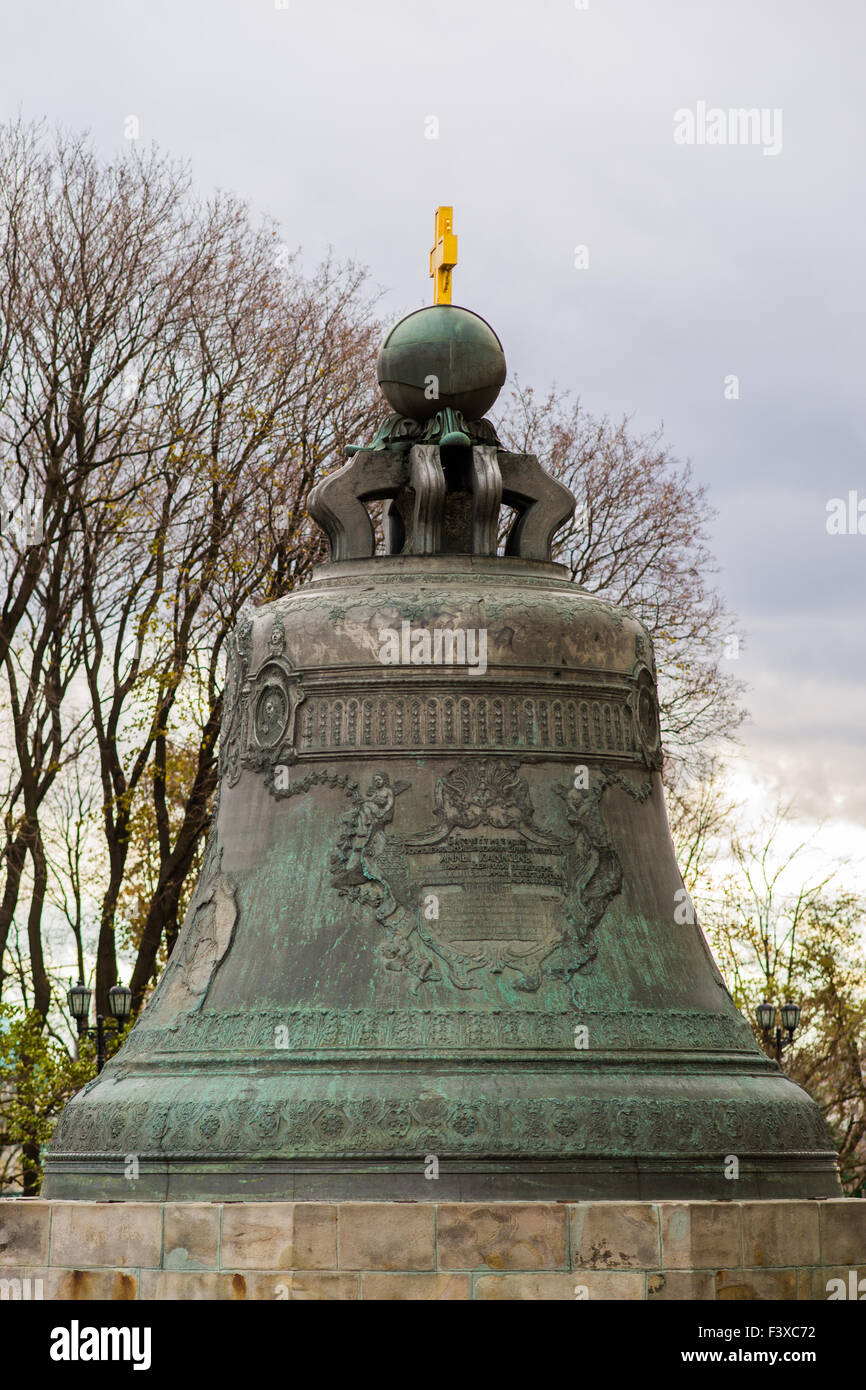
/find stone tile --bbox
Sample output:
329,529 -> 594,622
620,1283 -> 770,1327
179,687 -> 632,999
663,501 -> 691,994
0,1202 -> 51,1266
140,1271 -> 249,1300
337,1203 -> 435,1271
571,1202 -> 659,1270
647,1270 -> 715,1300
478,1271 -> 645,1300
248,1272 -> 359,1301
164,1203 -> 219,1270
141,1269 -> 355,1301
438,1203 -> 567,1271
741,1202 -> 819,1268
50,1202 -> 161,1269
819,1200 -> 866,1267
220,1203 -> 336,1271
44,1268 -> 139,1300
659,1202 -> 741,1269
716,1268 -> 798,1300
361,1273 -> 470,1300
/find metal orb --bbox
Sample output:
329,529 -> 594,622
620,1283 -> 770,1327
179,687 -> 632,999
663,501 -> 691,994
377,305 -> 507,422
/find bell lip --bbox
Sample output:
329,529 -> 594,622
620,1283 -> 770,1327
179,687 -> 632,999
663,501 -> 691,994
42,1153 -> 843,1203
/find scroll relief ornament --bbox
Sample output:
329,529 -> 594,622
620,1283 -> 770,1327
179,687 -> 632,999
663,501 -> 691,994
328,758 -> 651,996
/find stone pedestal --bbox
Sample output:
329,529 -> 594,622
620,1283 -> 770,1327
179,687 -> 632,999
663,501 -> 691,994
1,1199 -> 863,1300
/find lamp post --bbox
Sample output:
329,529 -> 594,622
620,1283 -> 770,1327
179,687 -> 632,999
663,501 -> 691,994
756,999 -> 801,1064
67,981 -> 133,1073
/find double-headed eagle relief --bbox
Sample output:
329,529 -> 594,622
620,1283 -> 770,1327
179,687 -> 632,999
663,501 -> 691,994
407,759 -> 560,848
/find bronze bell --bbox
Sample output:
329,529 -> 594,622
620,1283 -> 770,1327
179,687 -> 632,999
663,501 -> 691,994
44,303 -> 839,1201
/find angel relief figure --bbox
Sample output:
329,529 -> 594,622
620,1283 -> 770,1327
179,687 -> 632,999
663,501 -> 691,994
550,768 -> 653,980
561,776 -> 623,914
339,771 -> 409,876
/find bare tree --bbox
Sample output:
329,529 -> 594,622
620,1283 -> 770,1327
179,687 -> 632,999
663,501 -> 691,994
0,120 -> 209,1009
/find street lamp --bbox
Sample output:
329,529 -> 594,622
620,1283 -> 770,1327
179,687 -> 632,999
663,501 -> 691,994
67,980 -> 133,1073
755,1000 -> 800,1064
755,1000 -> 775,1032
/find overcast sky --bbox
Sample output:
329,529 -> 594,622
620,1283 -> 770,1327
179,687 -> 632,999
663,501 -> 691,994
4,0 -> 865,879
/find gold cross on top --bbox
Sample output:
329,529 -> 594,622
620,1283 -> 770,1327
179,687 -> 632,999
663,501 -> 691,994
429,206 -> 457,304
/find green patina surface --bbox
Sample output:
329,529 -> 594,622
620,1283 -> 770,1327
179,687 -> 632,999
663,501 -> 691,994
43,556 -> 840,1203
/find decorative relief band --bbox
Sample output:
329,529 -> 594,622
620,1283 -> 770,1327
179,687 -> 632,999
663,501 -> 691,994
119,1007 -> 752,1056
51,1090 -> 832,1162
295,690 -> 639,759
